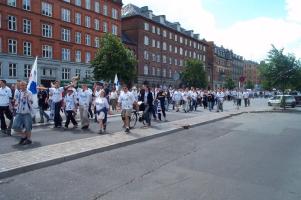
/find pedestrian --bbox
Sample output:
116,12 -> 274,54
37,85 -> 50,123
109,87 -> 118,111
172,89 -> 182,112
63,88 -> 78,129
0,80 -> 13,135
243,90 -> 249,107
156,89 -> 167,121
94,90 -> 110,134
143,86 -> 154,127
49,81 -> 73,128
77,84 -> 92,130
12,81 -> 33,145
216,89 -> 225,112
117,85 -> 136,133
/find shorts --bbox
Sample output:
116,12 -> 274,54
121,109 -> 132,119
96,111 -> 105,120
12,113 -> 32,132
96,108 -> 108,123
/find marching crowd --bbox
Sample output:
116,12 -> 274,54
0,79 -> 254,145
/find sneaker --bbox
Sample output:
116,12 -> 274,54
5,129 -> 12,136
99,129 -> 103,134
22,139 -> 32,145
81,125 -> 89,130
73,124 -> 78,128
125,128 -> 130,133
18,137 -> 27,145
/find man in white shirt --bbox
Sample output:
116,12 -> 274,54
64,88 -> 78,129
216,89 -> 225,112
118,85 -> 136,133
172,89 -> 182,112
49,81 -> 73,128
12,81 -> 33,145
243,90 -> 249,107
0,80 -> 13,135
77,84 -> 92,130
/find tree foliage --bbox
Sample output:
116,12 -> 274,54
260,45 -> 301,91
91,33 -> 137,85
181,59 -> 207,88
224,77 -> 236,90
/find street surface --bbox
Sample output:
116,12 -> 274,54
0,98 -> 270,155
0,111 -> 300,200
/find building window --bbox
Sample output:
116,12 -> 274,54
41,2 -> 52,17
175,46 -> 178,54
152,53 -> 156,62
152,26 -> 155,33
75,13 -> 81,25
24,64 -> 31,78
180,37 -> 183,44
144,50 -> 149,60
8,16 -> 17,31
163,30 -> 167,37
75,50 -> 81,62
85,34 -> 91,46
7,0 -> 16,7
23,41 -> 31,56
112,8 -> 118,19
152,39 -> 155,48
144,65 -> 148,75
75,0 -> 81,6
23,19 -> 31,34
175,59 -> 178,66
85,16 -> 91,28
144,23 -> 149,31
162,55 -> 166,63
144,36 -> 149,46
95,1 -> 100,13
85,0 -> 91,9
23,0 -> 31,10
156,27 -> 160,35
112,24 -> 118,35
163,42 -> 167,50
9,63 -> 17,77
42,24 -> 52,38
152,67 -> 155,76
169,32 -> 172,40
62,48 -> 70,61
169,45 -> 172,52
85,52 -> 91,63
8,39 -> 17,54
169,69 -> 172,78
94,37 -> 99,48
62,68 -> 70,80
94,19 -> 100,30
163,69 -> 166,77
42,45 -> 53,58
75,32 -> 81,44
169,57 -> 172,65
61,8 -> 70,22
75,69 -> 81,76
156,55 -> 160,63
175,34 -> 177,42
156,41 -> 160,49
179,47 -> 183,55
61,28 -> 71,42
103,4 -> 108,16
156,68 -> 160,76
85,70 -> 91,78
103,22 -> 108,32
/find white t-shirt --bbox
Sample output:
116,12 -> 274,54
172,91 -> 182,101
77,89 -> 92,107
94,97 -> 109,111
216,92 -> 225,102
243,92 -> 249,99
109,91 -> 118,100
0,86 -> 12,106
64,93 -> 77,111
15,90 -> 33,114
118,91 -> 135,110
49,87 -> 64,103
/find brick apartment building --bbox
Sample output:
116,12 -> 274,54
0,0 -> 122,86
121,4 -> 208,87
207,42 -> 257,90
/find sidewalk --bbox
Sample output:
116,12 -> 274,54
0,104 -> 272,179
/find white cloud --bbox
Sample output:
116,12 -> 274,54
122,0 -> 301,62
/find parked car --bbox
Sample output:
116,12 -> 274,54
293,95 -> 301,106
268,95 -> 296,108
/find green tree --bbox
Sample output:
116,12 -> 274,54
91,33 -> 137,85
260,45 -> 301,92
224,77 -> 236,90
245,80 -> 255,89
181,59 -> 207,88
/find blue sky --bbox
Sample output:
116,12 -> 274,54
122,0 -> 301,61
202,0 -> 286,28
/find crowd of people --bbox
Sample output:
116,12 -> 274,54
0,79 -> 255,145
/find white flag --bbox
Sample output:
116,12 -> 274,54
114,74 -> 120,90
27,56 -> 38,109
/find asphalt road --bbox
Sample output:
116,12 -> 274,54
0,98 -> 268,155
0,112 -> 300,200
